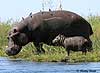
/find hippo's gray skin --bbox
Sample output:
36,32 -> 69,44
5,10 -> 93,56
52,34 -> 93,56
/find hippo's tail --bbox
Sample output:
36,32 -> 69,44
90,26 -> 93,35
88,22 -> 93,36
83,18 -> 93,36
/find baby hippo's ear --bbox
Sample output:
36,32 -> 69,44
58,34 -> 61,37
85,39 -> 88,42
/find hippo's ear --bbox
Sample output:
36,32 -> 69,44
22,17 -> 24,20
29,12 -> 32,18
10,27 -> 20,38
14,28 -> 17,33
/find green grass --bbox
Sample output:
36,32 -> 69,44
0,15 -> 100,62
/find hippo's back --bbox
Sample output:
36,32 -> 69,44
34,10 -> 93,37
64,36 -> 87,46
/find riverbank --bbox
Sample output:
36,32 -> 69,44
0,15 -> 100,62
1,45 -> 100,62
7,46 -> 100,63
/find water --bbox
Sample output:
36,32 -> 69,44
0,57 -> 100,73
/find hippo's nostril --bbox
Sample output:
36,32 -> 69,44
5,45 -> 22,56
5,49 -> 12,56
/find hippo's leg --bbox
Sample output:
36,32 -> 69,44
33,42 -> 45,54
38,43 -> 45,53
65,48 -> 70,56
65,46 -> 70,56
87,39 -> 93,52
82,48 -> 87,55
67,50 -> 70,56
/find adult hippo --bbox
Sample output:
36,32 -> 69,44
5,10 -> 93,56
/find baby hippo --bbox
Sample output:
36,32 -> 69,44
52,34 -> 92,56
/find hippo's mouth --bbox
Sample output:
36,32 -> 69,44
5,44 -> 22,56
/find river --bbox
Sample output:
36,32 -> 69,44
0,57 -> 99,73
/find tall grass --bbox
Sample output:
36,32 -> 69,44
88,15 -> 100,50
0,15 -> 100,62
0,22 -> 12,56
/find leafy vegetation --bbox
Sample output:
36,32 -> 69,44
0,15 -> 100,62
